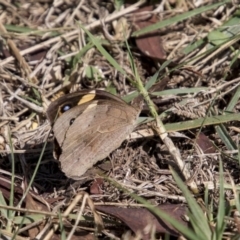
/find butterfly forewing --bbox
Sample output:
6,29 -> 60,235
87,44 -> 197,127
47,90 -> 127,124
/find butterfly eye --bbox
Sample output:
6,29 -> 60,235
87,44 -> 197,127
69,118 -> 75,125
61,104 -> 72,113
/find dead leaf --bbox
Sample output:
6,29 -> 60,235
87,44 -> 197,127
0,175 -> 23,205
24,178 -> 48,238
96,204 -> 187,239
196,133 -> 216,154
90,178 -> 104,195
131,5 -> 166,60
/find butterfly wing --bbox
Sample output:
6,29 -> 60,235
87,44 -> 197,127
52,100 -> 139,179
47,90 -> 127,124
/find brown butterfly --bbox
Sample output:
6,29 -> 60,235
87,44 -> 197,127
47,90 -> 140,179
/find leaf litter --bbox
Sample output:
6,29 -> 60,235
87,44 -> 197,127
0,0 -> 240,239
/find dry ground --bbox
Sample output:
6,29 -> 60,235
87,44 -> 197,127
0,0 -> 240,239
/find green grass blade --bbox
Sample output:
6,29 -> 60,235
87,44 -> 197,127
165,113 -> 240,132
145,68 -> 160,90
172,171 -> 212,239
183,7 -> 240,55
226,83 -> 240,112
214,160 -> 227,240
72,41 -> 94,66
0,192 -> 8,219
79,24 -> 126,75
132,1 -> 230,37
152,87 -> 208,96
215,125 -> 237,151
13,214 -> 45,224
106,177 -> 198,240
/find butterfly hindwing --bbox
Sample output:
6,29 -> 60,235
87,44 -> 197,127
47,90 -> 140,179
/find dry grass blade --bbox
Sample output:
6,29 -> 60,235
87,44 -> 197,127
0,22 -> 38,85
127,44 -> 198,193
1,0 -> 240,239
42,192 -> 103,240
0,83 -> 43,113
0,0 -> 147,66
